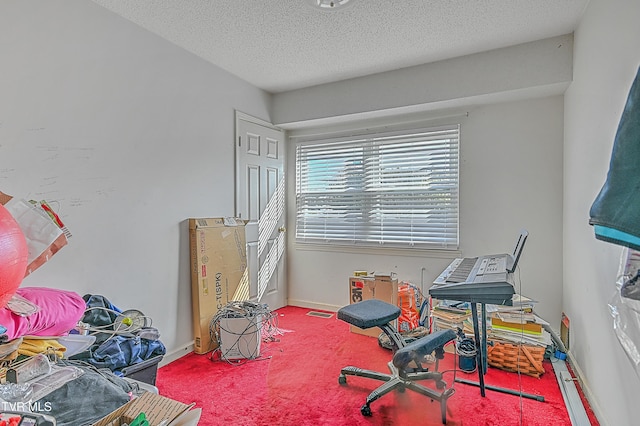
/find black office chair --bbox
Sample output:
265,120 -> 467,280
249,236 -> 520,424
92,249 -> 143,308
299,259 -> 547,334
338,299 -> 457,424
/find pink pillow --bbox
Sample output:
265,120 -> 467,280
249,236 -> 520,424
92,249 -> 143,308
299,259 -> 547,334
1,287 -> 86,340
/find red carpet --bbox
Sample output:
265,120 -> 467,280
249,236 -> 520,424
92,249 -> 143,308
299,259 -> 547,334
157,306 -> 597,425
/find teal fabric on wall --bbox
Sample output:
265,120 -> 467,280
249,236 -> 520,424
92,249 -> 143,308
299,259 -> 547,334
590,67 -> 640,250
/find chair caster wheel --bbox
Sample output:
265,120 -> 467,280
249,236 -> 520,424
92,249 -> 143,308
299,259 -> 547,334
361,404 -> 372,417
436,380 -> 446,390
338,375 -> 347,385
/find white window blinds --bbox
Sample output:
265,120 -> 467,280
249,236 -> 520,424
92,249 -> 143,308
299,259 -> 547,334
295,124 -> 460,249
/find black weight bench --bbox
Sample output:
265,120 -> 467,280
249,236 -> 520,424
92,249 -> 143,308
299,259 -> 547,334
338,299 -> 457,424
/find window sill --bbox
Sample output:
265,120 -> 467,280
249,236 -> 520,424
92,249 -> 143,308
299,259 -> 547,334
293,242 -> 461,258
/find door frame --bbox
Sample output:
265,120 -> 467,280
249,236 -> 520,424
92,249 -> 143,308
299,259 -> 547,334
234,110 -> 287,308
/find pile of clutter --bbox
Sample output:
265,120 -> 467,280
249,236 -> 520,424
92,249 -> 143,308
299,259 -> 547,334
0,191 -> 165,424
71,294 -> 165,377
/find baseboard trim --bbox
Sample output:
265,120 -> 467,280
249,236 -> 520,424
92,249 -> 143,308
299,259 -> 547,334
566,350 -> 606,426
160,343 -> 194,367
286,298 -> 341,312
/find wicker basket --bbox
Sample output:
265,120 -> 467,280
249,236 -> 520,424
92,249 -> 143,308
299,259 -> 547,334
486,342 -> 546,378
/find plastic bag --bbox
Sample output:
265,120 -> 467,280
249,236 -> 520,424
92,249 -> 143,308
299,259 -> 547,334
608,247 -> 640,375
3,197 -> 68,276
397,282 -> 420,332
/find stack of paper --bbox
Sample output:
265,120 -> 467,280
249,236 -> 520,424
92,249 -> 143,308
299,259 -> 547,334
485,294 -> 551,347
430,300 -> 472,335
430,295 -> 552,348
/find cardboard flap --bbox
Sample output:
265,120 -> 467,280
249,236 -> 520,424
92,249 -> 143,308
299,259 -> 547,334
0,191 -> 12,205
92,392 -> 196,426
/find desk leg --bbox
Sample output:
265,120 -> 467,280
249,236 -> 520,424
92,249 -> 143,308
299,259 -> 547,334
482,303 -> 488,374
470,302 -> 485,397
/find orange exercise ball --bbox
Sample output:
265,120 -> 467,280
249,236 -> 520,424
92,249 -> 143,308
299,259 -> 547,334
0,203 -> 28,308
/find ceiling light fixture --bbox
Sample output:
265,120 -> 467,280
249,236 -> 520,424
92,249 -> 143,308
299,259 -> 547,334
306,0 -> 353,11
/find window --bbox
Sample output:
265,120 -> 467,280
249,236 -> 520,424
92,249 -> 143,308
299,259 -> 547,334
295,124 -> 459,250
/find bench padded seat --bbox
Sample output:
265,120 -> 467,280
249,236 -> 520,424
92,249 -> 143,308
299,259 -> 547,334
337,299 -> 401,329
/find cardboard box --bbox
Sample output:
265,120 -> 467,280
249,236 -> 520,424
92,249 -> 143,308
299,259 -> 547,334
189,217 -> 248,354
219,315 -> 262,360
92,391 -> 201,426
348,274 -> 399,338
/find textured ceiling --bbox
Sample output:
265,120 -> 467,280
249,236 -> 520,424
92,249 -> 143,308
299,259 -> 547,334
90,0 -> 589,94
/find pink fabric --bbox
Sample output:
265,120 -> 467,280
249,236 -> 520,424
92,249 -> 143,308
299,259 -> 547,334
0,203 -> 29,308
1,287 -> 86,340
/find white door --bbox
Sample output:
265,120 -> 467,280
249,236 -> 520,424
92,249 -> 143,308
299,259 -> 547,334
235,111 -> 286,311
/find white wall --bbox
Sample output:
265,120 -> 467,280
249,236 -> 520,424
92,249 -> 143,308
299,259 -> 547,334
286,96 -> 564,326
0,0 -> 271,361
564,0 -> 640,424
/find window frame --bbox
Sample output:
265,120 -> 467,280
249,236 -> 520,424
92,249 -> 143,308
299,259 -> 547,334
294,123 -> 460,251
